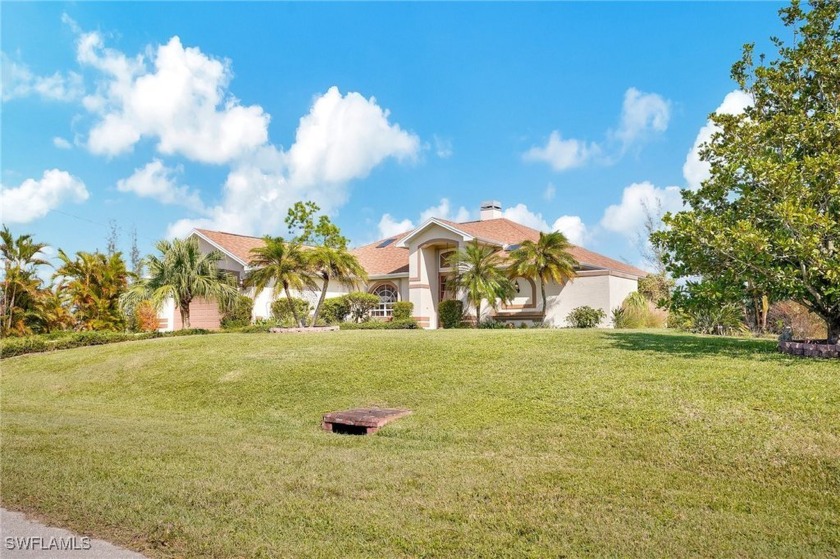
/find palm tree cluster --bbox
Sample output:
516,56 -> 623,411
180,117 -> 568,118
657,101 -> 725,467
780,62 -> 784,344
124,237 -> 239,329
1,226 -> 130,335
244,237 -> 367,328
54,250 -> 131,331
448,231 -> 578,327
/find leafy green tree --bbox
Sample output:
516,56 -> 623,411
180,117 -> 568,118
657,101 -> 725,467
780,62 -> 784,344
55,251 -> 130,331
284,201 -> 365,327
508,231 -> 578,318
244,237 -> 316,328
653,0 -> 840,342
307,246 -> 367,326
1,226 -> 50,336
54,250 -> 131,331
449,240 -> 516,327
123,237 -> 238,329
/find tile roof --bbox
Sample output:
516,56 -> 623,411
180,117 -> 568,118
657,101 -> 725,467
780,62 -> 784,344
192,218 -> 648,278
194,229 -> 266,264
350,231 -> 411,276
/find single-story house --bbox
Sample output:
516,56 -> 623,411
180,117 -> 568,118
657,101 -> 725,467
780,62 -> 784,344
157,201 -> 647,330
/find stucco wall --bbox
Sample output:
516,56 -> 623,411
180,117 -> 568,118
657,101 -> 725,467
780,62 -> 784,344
544,274 -> 612,327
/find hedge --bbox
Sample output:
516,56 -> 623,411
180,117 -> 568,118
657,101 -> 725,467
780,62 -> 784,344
566,306 -> 606,328
393,301 -> 413,320
271,298 -> 311,326
339,319 -> 419,330
1,329 -> 211,359
438,299 -> 464,329
221,295 -> 254,329
320,297 -> 350,324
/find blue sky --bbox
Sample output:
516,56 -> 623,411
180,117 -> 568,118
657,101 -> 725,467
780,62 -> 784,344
1,2 -> 784,268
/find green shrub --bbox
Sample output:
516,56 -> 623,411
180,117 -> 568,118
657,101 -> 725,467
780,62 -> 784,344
0,329 -> 211,359
271,298 -> 311,326
438,299 -> 464,329
566,306 -> 606,328
345,292 -> 380,323
393,301 -> 413,320
478,318 -> 506,329
221,295 -> 253,329
320,296 -> 350,324
339,319 -> 418,330
672,303 -> 749,336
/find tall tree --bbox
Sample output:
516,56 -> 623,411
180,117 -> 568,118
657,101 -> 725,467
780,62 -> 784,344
123,237 -> 238,329
508,231 -> 578,318
129,226 -> 143,277
54,250 -> 131,331
1,226 -> 50,336
307,246 -> 367,326
449,240 -> 516,326
106,220 -> 120,257
244,237 -> 316,328
653,0 -> 840,343
284,201 -> 364,326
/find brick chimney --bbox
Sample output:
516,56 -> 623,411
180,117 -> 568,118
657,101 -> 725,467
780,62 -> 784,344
480,200 -> 502,221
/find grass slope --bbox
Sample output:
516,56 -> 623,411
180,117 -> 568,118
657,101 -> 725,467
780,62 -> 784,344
2,330 -> 838,558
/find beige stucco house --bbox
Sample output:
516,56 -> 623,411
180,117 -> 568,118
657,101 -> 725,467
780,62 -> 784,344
157,201 -> 647,330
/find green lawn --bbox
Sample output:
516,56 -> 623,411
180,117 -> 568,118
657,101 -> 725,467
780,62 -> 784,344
1,330 -> 838,558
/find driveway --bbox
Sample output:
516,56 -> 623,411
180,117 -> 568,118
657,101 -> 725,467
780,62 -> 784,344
1,508 -> 146,559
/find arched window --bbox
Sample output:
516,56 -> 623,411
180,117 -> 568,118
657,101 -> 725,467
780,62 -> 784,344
370,284 -> 398,317
439,249 -> 455,270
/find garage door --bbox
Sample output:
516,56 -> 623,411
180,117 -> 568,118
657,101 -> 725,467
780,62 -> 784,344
172,297 -> 222,330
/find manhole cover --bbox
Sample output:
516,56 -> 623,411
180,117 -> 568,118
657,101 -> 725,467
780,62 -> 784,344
322,408 -> 411,435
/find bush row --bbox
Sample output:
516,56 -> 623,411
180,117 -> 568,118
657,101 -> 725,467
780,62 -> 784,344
339,319 -> 419,330
1,329 -> 211,359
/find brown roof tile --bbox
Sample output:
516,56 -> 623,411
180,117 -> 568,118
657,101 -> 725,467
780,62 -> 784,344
350,232 -> 411,276
193,218 -> 648,278
194,229 -> 266,264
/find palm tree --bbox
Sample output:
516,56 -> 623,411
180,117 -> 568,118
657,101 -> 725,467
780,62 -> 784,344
123,237 -> 238,329
1,226 -> 50,336
244,237 -> 316,328
449,240 -> 516,327
508,231 -> 578,318
307,245 -> 367,327
55,250 -> 131,331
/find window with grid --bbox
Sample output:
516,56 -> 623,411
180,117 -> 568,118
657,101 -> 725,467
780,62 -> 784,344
370,284 -> 398,317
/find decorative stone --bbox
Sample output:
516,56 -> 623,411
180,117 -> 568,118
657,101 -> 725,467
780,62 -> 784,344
322,408 -> 412,435
779,340 -> 839,359
269,326 -> 339,334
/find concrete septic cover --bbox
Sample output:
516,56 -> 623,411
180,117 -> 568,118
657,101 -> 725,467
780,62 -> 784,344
322,408 -> 411,435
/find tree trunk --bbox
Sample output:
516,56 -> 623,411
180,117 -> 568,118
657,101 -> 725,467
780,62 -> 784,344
540,279 -> 547,319
180,302 -> 190,330
311,274 -> 329,328
475,298 -> 482,328
828,314 -> 840,345
284,283 -> 303,328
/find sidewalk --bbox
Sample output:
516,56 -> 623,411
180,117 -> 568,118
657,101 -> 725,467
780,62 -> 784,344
1,508 -> 146,559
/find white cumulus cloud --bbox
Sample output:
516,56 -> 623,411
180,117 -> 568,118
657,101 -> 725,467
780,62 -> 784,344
1,169 -> 89,224
52,137 -> 72,150
168,87 -> 420,238
502,203 -> 550,231
286,86 -> 419,187
523,132 -> 600,172
1,52 -> 84,102
683,90 -> 752,190
419,198 -> 471,223
524,87 -> 671,172
116,159 -> 205,212
77,33 -> 270,163
377,214 -> 414,238
600,181 -> 683,237
551,215 -> 588,246
612,87 -> 671,148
